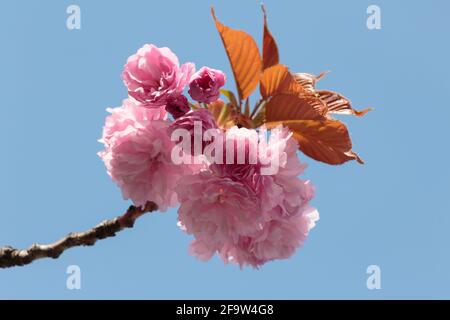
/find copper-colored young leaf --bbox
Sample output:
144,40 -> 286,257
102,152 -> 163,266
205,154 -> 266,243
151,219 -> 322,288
260,64 -> 306,98
294,72 -> 371,117
207,99 -> 237,129
318,90 -> 372,117
212,8 -> 262,101
265,119 -> 364,165
294,72 -> 329,94
261,4 -> 279,70
265,93 -> 325,122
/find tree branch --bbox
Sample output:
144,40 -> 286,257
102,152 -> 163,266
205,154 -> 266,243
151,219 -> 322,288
0,201 -> 158,268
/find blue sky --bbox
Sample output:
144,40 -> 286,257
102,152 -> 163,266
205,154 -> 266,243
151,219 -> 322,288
0,0 -> 449,299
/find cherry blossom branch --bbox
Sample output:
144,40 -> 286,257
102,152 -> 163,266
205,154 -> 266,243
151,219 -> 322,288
0,201 -> 158,269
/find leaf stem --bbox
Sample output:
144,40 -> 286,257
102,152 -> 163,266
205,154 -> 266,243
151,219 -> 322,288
250,98 -> 266,118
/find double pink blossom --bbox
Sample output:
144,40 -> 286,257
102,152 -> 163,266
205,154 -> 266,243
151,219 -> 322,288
188,67 -> 226,103
100,43 -> 319,268
122,44 -> 195,108
165,95 -> 190,119
169,108 -> 219,156
99,99 -> 193,211
176,126 -> 319,268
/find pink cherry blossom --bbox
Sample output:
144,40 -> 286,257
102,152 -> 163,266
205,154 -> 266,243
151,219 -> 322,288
176,125 -> 319,268
243,208 -> 319,265
263,126 -> 316,218
188,66 -> 226,103
100,98 -> 167,149
176,172 -> 264,262
122,44 -> 195,108
169,108 -> 219,156
165,95 -> 190,119
99,99 -> 192,211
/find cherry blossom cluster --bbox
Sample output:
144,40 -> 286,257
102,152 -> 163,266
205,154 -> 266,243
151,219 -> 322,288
99,44 -> 319,268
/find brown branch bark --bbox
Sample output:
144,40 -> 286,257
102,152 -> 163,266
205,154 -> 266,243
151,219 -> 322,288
0,201 -> 158,268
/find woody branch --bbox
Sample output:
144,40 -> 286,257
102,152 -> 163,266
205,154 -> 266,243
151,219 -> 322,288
0,201 -> 158,268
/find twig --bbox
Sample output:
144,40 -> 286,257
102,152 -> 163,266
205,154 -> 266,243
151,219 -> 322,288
0,201 -> 158,268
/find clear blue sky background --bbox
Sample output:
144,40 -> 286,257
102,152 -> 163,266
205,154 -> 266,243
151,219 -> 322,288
0,0 -> 449,299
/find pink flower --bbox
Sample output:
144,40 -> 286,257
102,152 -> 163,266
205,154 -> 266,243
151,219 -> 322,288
176,125 -> 319,268
263,126 -> 316,218
209,126 -> 315,217
100,99 -> 167,148
246,208 -> 319,264
169,109 -> 219,156
122,44 -> 195,107
210,126 -> 262,189
191,207 -> 318,268
99,99 -> 192,211
165,95 -> 190,119
188,67 -> 226,103
176,172 -> 264,262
